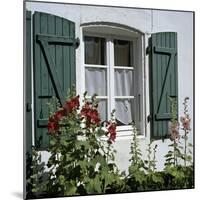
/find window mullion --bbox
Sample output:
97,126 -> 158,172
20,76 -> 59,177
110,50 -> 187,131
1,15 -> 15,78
106,38 -> 111,119
108,38 -> 115,117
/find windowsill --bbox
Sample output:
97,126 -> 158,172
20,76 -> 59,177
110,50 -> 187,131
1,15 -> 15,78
116,125 -> 133,132
99,125 -> 145,141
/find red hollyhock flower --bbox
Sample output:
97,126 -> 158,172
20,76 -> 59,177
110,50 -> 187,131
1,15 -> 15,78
88,109 -> 100,125
85,118 -> 92,128
63,102 -> 71,115
63,95 -> 80,114
54,109 -> 65,121
109,132 -> 116,142
80,101 -> 101,127
48,95 -> 80,134
69,95 -> 80,109
80,107 -> 88,116
48,121 -> 58,134
107,123 -> 117,142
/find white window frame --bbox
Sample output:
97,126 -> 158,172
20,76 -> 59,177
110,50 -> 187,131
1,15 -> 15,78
80,25 -> 146,137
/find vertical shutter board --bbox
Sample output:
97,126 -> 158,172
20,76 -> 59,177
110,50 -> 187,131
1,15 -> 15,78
26,11 -> 32,155
33,12 -> 76,149
69,22 -> 76,87
165,33 -> 170,115
63,20 -> 70,94
33,12 -> 42,147
55,16 -> 63,91
47,14 -> 55,97
161,33 -> 167,136
41,13 -> 48,96
157,33 -> 162,136
25,10 -> 33,196
71,22 -> 76,90
161,32 -> 166,136
150,32 -> 178,139
41,13 -> 50,147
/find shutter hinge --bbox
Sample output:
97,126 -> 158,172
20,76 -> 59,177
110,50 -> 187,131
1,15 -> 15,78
74,37 -> 80,48
147,114 -> 152,123
26,103 -> 32,112
146,46 -> 151,55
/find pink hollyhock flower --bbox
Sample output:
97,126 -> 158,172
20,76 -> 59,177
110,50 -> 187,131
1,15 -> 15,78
169,121 -> 180,143
180,116 -> 191,131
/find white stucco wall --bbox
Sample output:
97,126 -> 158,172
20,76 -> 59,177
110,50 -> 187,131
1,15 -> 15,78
26,2 -> 194,173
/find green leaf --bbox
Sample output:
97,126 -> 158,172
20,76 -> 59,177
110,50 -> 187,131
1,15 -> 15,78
102,171 -> 114,188
188,143 -> 193,147
186,155 -> 192,161
85,176 -> 102,194
94,175 -> 102,193
152,174 -> 163,184
50,138 -> 57,146
58,175 -> 65,185
64,181 -> 77,196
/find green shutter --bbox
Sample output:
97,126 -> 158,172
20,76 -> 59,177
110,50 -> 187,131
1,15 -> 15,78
149,32 -> 178,139
33,12 -> 77,149
25,10 -> 33,199
26,10 -> 32,155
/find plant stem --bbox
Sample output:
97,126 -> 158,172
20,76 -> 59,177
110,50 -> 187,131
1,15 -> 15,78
174,142 -> 176,166
184,129 -> 187,167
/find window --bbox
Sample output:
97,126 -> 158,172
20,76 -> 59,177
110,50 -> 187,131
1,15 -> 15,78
83,27 -> 144,135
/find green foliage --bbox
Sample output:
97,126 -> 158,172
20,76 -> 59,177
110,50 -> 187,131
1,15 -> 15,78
164,97 -> 181,167
163,165 -> 194,189
129,123 -> 144,168
126,101 -> 194,192
127,128 -> 165,191
145,141 -> 158,173
30,92 -> 123,197
163,97 -> 194,189
28,95 -> 194,197
27,148 -> 50,198
164,97 -> 193,167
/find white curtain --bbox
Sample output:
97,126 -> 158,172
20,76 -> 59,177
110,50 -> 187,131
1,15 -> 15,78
115,69 -> 134,125
115,99 -> 134,125
97,100 -> 107,122
85,68 -> 107,96
114,69 -> 134,96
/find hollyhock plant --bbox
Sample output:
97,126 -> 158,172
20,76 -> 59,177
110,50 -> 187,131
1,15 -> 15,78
180,97 -> 192,167
45,92 -> 122,196
165,97 -> 193,168
47,92 -> 118,146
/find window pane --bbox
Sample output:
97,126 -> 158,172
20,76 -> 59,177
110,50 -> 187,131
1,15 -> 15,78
115,99 -> 134,125
114,39 -> 131,66
114,69 -> 134,96
97,99 -> 107,122
85,68 -> 107,96
84,36 -> 106,65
